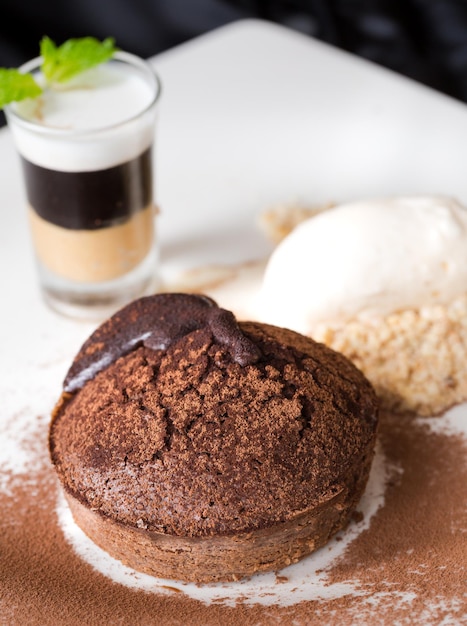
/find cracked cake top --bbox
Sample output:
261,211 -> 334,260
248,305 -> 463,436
49,293 -> 378,537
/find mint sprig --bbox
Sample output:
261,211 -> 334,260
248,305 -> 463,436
0,36 -> 117,109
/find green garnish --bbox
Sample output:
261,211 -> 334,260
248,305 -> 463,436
0,69 -> 42,108
0,36 -> 117,109
40,36 -> 116,85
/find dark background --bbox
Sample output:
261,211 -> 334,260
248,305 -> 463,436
2,0 -> 467,127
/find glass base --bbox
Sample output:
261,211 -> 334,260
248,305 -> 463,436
42,275 -> 159,322
37,245 -> 160,322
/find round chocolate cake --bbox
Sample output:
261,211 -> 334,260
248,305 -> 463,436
49,293 -> 379,583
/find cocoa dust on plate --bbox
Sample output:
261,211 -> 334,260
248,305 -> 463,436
0,407 -> 466,625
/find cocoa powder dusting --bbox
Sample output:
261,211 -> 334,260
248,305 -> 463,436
1,410 -> 466,624
51,320 -> 377,539
323,410 -> 467,625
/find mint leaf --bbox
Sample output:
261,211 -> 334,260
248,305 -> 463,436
40,36 -> 117,84
0,68 -> 43,108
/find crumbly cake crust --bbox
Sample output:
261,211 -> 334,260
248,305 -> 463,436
312,293 -> 467,416
258,201 -> 334,244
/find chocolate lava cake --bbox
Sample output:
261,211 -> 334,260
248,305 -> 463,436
49,293 -> 379,583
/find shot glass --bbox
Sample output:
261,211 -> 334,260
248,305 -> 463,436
5,50 -> 162,319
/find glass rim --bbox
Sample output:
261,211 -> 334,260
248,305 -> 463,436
4,50 -> 162,137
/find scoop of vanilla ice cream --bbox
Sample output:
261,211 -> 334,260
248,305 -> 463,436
258,195 -> 467,333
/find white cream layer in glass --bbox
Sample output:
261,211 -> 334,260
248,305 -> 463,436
8,55 -> 157,171
259,195 -> 467,332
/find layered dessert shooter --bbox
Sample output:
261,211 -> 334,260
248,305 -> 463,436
259,195 -> 467,416
49,293 -> 378,583
5,50 -> 161,317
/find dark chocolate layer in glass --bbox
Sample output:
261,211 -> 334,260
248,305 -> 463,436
21,148 -> 153,230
